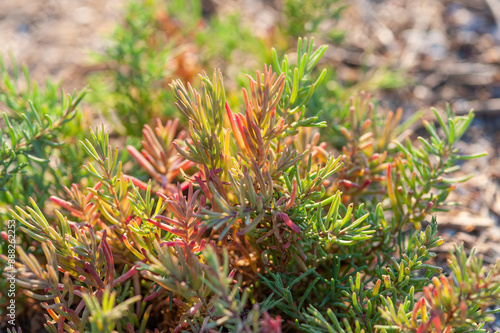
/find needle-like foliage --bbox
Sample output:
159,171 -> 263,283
2,38 -> 497,333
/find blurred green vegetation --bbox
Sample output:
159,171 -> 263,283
88,0 -> 408,148
0,55 -> 88,317
0,56 -> 88,215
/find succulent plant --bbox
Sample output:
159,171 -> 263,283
1,37 -> 496,333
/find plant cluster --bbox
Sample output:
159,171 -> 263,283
0,55 -> 89,325
1,38 -> 498,333
0,57 -> 86,203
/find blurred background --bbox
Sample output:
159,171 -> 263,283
1,0 -> 500,329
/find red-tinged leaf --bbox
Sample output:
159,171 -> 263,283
187,302 -> 203,316
361,118 -> 372,132
101,230 -> 114,284
164,202 -> 185,222
261,312 -> 282,333
84,182 -> 102,203
242,126 -> 258,158
411,298 -> 422,324
225,101 -> 245,149
285,182 -> 297,210
140,248 -> 152,263
360,179 -> 371,189
194,175 -> 210,200
194,239 -> 206,253
234,115 -> 251,154
160,240 -> 185,247
84,201 -> 96,212
440,275 -> 449,288
142,149 -> 162,171
59,283 -> 82,292
339,179 -> 360,188
84,262 -> 105,289
423,286 -> 432,302
122,234 -> 145,260
50,196 -> 78,213
124,175 -> 148,190
169,160 -> 195,182
460,301 -> 467,321
270,118 -> 285,137
173,298 -> 187,307
156,192 -> 169,202
280,212 -> 301,234
113,266 -> 137,287
127,323 -> 135,333
386,164 -> 397,207
433,316 -> 442,333
156,215 -> 185,228
179,180 -> 191,192
340,126 -> 351,139
295,242 -> 307,260
58,313 -> 64,333
421,299 -> 428,322
127,145 -> 158,178
148,219 -> 187,237
144,288 -> 165,302
276,196 -> 287,206
424,201 -> 434,214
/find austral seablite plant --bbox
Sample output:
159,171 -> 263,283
0,56 -> 87,206
3,38 -> 499,333
0,55 -> 88,320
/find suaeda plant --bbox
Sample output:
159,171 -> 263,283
0,55 -> 88,319
0,56 -> 87,206
2,38 -> 498,333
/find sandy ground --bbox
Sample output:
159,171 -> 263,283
0,0 -> 124,90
